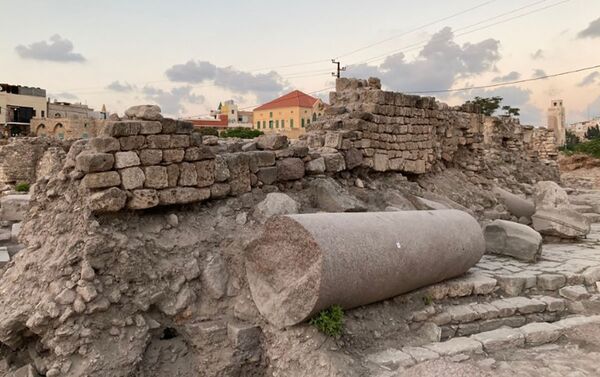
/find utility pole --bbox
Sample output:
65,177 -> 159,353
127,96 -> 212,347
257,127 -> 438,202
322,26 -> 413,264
331,59 -> 346,79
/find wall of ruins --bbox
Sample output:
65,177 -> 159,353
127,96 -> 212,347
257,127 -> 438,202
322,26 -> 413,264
0,138 -> 66,186
526,126 -> 559,160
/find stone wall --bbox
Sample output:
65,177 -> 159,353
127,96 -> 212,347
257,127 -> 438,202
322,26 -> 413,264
0,138 -> 66,186
527,127 -> 559,160
73,78 -> 559,213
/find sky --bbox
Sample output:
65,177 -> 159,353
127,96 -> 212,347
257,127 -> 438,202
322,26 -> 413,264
1,0 -> 600,126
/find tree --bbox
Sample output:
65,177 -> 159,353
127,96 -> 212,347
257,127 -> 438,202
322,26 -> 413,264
465,96 -> 503,116
502,105 -> 520,117
585,125 -> 600,140
565,130 -> 581,149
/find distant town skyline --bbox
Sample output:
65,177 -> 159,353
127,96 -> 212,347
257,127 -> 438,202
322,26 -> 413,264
1,0 -> 600,126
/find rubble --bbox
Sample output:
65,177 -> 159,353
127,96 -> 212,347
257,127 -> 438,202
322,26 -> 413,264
483,220 -> 543,262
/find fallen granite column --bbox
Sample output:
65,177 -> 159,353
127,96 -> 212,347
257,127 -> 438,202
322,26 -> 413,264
246,210 -> 485,328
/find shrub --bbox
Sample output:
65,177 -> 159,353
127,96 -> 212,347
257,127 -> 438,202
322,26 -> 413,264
220,128 -> 264,139
195,128 -> 219,137
14,182 -> 30,192
309,305 -> 344,337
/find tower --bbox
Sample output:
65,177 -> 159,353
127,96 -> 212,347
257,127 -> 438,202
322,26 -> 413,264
547,99 -> 566,147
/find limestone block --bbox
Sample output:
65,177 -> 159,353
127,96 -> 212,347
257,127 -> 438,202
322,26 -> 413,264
256,134 -> 288,150
179,163 -> 198,186
257,167 -> 277,185
210,183 -> 231,199
139,121 -> 162,135
90,136 -> 120,153
76,153 -> 114,173
310,178 -> 366,212
323,153 -> 346,173
532,208 -> 590,239
248,151 -> 276,168
139,149 -> 163,165
125,105 -> 162,121
534,181 -> 570,209
537,274 -> 566,291
373,154 -> 389,172
196,160 -> 215,188
146,135 -> 171,149
119,167 -> 145,190
0,195 -> 30,222
367,349 -> 415,370
166,164 -> 180,187
119,135 -> 145,151
423,337 -> 482,356
324,132 -> 343,149
495,275 -> 526,296
559,285 -> 591,300
227,322 -> 262,353
101,121 -> 141,137
254,193 -> 299,222
471,327 -> 524,351
344,148 -> 363,170
401,347 -> 439,363
114,151 -> 141,169
170,135 -> 190,148
214,155 -> 231,182
127,189 -> 159,210
246,210 -> 485,327
143,166 -> 169,189
83,171 -> 121,189
190,132 -> 203,147
493,187 -> 535,218
0,247 -> 9,268
519,322 -> 561,345
276,158 -> 305,181
162,149 -> 185,163
175,120 -> 194,134
89,187 -> 127,212
10,222 -> 21,243
158,187 -> 210,205
305,157 -> 326,174
10,364 -> 37,377
538,296 -> 566,312
483,220 -> 542,262
184,146 -> 214,162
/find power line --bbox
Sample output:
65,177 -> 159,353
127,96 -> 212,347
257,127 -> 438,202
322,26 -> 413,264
335,0 -> 498,60
406,63 -> 600,94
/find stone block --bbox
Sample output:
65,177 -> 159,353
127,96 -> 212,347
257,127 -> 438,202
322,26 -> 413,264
170,135 -> 190,148
82,171 -> 121,189
401,346 -> 439,363
224,153 -> 251,195
495,275 -> 526,296
196,160 -> 216,188
366,349 -> 415,370
424,337 -> 482,356
76,153 -> 114,173
184,146 -> 215,162
582,266 -> 600,285
114,151 -> 141,169
158,187 -> 211,205
143,166 -> 169,189
89,187 -> 127,212
90,136 -> 120,153
277,158 -> 305,181
10,223 -> 21,243
323,153 -> 346,173
248,151 -> 276,168
175,120 -> 194,134
373,154 -> 389,172
471,327 -> 524,351
119,167 -> 145,190
310,178 -> 366,212
534,181 -> 570,209
257,167 -> 278,185
162,149 -> 185,163
532,208 -> 591,239
519,322 -> 561,345
211,183 -> 231,199
101,121 -> 141,137
166,164 -> 180,187
559,285 -> 591,301
256,134 -> 288,150
0,247 -> 9,268
139,149 -> 163,165
537,274 -> 566,291
125,105 -> 162,121
119,135 -> 145,151
502,297 -> 546,314
139,121 -> 162,134
179,163 -> 198,186
554,315 -> 600,330
214,155 -> 230,182
344,148 -> 363,170
324,132 -> 343,148
146,134 -> 171,149
127,189 -> 159,210
227,322 -> 262,351
305,157 -> 326,174
254,193 -> 299,222
484,220 -> 542,262
446,305 -> 479,323
538,296 -> 566,312
0,195 -> 30,222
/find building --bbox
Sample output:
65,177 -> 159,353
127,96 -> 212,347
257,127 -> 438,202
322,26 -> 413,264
0,84 -> 47,137
216,100 -> 253,128
186,114 -> 229,130
547,99 -> 566,147
30,101 -> 108,140
252,90 -> 325,139
568,117 -> 600,140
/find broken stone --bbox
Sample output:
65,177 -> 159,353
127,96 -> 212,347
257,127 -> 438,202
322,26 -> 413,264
254,193 -> 299,222
125,105 -> 162,121
310,178 -> 366,212
532,208 -> 591,239
424,337 -> 482,356
256,134 -> 288,150
0,195 -> 30,222
323,153 -> 346,173
89,187 -> 127,212
484,220 -> 542,262
534,181 -> 571,209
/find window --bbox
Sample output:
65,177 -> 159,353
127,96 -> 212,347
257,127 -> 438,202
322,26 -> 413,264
307,119 -> 311,125
269,120 -> 273,128
290,119 -> 294,128
276,120 -> 279,128
231,110 -> 235,114
281,120 -> 285,128
301,118 -> 305,128
269,112 -> 273,118
256,121 -> 260,129
41,111 -> 45,118
262,121 -> 266,128
312,113 -> 317,122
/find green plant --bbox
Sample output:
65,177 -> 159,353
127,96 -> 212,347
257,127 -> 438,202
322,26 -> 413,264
422,294 -> 433,306
564,130 -> 581,150
14,182 -> 30,192
195,127 -> 219,136
502,105 -> 520,117
219,128 -> 264,139
309,305 -> 344,337
585,125 -> 600,140
465,96 -> 503,116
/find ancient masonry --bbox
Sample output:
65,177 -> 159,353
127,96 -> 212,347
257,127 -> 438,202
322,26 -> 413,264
77,78 -> 559,213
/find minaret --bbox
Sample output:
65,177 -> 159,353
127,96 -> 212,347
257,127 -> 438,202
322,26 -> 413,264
547,100 -> 566,147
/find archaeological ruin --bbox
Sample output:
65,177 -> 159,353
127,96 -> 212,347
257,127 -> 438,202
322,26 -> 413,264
2,78 -> 600,376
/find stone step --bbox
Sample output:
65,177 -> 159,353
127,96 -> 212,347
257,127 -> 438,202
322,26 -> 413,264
366,315 -> 600,375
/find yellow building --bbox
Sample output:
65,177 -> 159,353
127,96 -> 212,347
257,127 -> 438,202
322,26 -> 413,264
252,90 -> 325,139
0,83 -> 47,137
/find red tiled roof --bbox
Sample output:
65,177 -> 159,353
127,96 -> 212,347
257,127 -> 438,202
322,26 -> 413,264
254,90 -> 319,111
187,114 -> 228,128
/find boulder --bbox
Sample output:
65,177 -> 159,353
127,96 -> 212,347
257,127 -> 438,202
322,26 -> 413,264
493,187 -> 535,218
310,178 -> 366,212
276,158 -> 305,181
483,220 -> 543,262
254,193 -> 299,222
532,208 -> 591,239
125,105 -> 163,121
256,134 -> 288,150
534,181 -> 570,209
0,195 -> 31,222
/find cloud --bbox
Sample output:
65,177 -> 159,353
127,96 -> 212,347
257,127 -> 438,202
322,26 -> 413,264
15,35 -> 85,62
492,71 -> 521,83
532,69 -> 547,79
531,49 -> 544,60
347,27 -> 500,92
142,86 -> 205,116
578,17 -> 600,39
165,60 -> 286,102
577,72 -> 600,87
50,92 -> 79,101
106,81 -> 135,92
